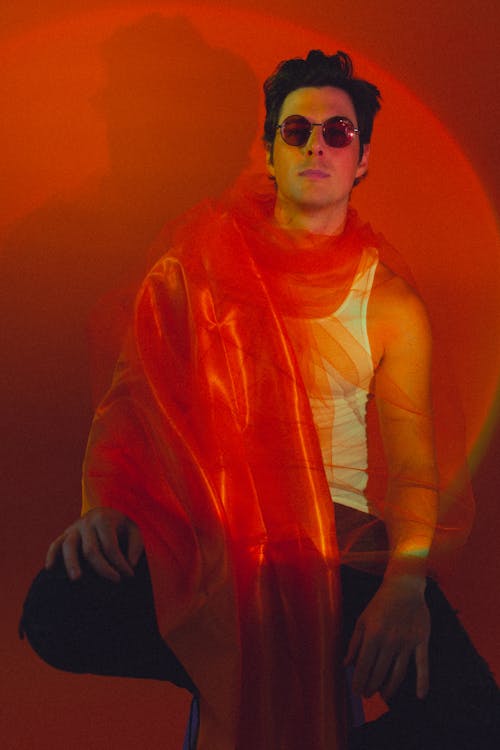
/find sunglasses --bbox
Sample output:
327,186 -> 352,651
277,115 -> 360,149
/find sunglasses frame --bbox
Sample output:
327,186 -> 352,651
277,115 -> 360,149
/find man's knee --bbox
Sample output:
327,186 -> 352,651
20,563 -> 90,673
19,557 -> 151,674
19,556 -> 197,690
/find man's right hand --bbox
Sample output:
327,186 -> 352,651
45,507 -> 144,583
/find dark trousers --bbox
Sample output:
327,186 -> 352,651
341,566 -> 500,749
20,558 -> 500,749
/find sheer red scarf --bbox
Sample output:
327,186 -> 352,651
83,176 -> 473,748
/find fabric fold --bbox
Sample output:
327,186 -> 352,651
82,174 -> 473,748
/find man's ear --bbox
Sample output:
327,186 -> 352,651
266,144 -> 275,179
355,143 -> 370,182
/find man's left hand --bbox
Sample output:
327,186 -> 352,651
345,576 -> 430,702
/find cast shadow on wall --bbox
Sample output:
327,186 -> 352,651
1,14 -> 259,526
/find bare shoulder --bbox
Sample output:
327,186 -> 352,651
368,263 -> 432,365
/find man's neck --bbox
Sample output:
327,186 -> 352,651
273,197 -> 348,237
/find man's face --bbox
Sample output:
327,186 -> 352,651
267,86 -> 369,224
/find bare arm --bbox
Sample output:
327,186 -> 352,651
347,274 -> 437,701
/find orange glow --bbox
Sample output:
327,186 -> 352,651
4,4 -> 499,748
2,4 -> 498,459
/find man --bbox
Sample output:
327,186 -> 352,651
21,50 -> 498,749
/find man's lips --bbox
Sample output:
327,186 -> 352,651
298,169 -> 330,178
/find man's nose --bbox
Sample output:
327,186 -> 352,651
306,124 -> 324,156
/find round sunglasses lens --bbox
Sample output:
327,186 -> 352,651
324,118 -> 354,148
281,116 -> 310,146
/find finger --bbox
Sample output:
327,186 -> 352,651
45,536 -> 64,569
81,526 -> 122,582
380,648 -> 411,702
415,641 -> 430,699
94,521 -> 135,578
351,637 -> 380,697
61,530 -> 84,580
364,644 -> 400,698
344,622 -> 364,666
126,524 -> 144,568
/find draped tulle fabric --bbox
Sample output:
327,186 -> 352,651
82,175 -> 474,748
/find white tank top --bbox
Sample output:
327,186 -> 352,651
304,248 -> 378,513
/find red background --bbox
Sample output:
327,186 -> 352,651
2,2 -> 499,747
